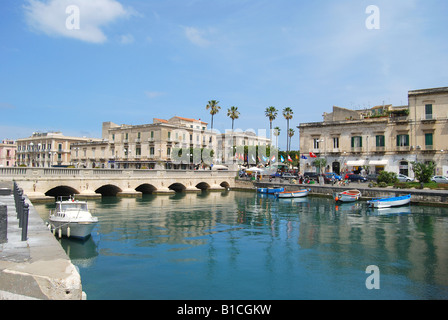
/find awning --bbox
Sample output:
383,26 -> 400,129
346,160 -> 366,166
369,160 -> 388,166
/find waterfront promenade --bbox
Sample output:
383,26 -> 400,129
252,179 -> 448,206
0,181 -> 83,300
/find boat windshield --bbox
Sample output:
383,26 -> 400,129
59,203 -> 88,211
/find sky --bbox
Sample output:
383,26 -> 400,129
1,0 -> 448,151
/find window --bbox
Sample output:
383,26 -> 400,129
167,147 -> 171,156
396,134 -> 409,147
150,147 -> 155,156
168,132 -> 171,140
136,147 -> 141,156
425,133 -> 433,147
333,137 -> 339,149
351,136 -> 363,148
313,138 -> 321,149
375,135 -> 385,147
425,104 -> 433,120
150,131 -> 154,139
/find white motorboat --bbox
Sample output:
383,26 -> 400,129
49,196 -> 98,239
367,194 -> 411,209
275,189 -> 310,198
333,190 -> 361,203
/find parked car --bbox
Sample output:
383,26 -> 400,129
281,173 -> 296,179
366,174 -> 379,182
397,174 -> 413,182
303,172 -> 319,181
325,172 -> 342,181
347,174 -> 367,183
431,175 -> 448,183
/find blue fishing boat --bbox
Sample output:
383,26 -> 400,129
367,194 -> 411,208
257,187 -> 285,194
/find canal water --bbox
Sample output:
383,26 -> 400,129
33,191 -> 448,300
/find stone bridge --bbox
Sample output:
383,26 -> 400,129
0,168 -> 237,201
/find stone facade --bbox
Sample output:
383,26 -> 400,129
15,132 -> 100,168
0,140 -> 16,168
71,117 -> 271,169
298,87 -> 448,178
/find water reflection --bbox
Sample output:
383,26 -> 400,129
33,191 -> 448,299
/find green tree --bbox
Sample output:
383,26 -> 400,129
265,106 -> 278,139
206,100 -> 221,130
227,106 -> 240,131
377,171 -> 398,184
282,107 -> 293,152
411,161 -> 436,183
312,158 -> 327,173
288,128 -> 295,151
273,126 -> 280,149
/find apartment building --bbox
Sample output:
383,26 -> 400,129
16,132 -> 101,167
71,116 -> 271,169
0,140 -> 16,167
298,87 -> 448,178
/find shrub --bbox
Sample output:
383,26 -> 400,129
377,171 -> 398,184
378,182 -> 388,188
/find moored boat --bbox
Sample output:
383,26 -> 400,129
334,190 -> 361,203
257,187 -> 285,194
275,189 -> 310,198
48,196 -> 98,239
367,194 -> 411,208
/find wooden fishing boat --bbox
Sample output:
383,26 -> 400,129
257,187 -> 285,194
333,190 -> 361,203
275,189 -> 310,198
367,194 -> 411,208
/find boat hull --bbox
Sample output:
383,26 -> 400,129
334,190 -> 361,203
368,194 -> 411,208
257,187 -> 285,194
276,189 -> 310,198
49,219 -> 98,239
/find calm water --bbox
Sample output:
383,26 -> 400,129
33,191 -> 448,300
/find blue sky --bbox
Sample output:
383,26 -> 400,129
1,0 -> 447,151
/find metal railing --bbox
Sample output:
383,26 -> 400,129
13,182 -> 29,241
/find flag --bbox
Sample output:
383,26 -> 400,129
270,155 -> 276,162
295,154 -> 299,160
301,155 -> 307,160
251,154 -> 256,163
280,155 -> 285,162
287,155 -> 293,162
309,152 -> 317,158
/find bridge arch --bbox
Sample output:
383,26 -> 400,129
45,186 -> 80,198
168,183 -> 186,193
95,184 -> 123,197
220,181 -> 231,189
135,184 -> 157,194
195,182 -> 211,191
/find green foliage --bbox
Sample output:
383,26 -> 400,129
411,161 -> 436,183
377,171 -> 398,184
312,158 -> 327,173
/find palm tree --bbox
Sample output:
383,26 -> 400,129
264,106 -> 278,139
288,128 -> 295,151
282,107 -> 293,152
273,126 -> 281,148
227,106 -> 240,131
206,100 -> 221,130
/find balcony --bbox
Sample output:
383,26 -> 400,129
373,146 -> 385,153
396,146 -> 410,152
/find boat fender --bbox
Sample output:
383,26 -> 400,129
58,228 -> 62,239
335,197 -> 339,202
67,226 -> 70,238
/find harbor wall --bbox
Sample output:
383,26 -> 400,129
234,179 -> 448,207
0,182 -> 84,300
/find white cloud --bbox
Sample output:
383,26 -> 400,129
23,0 -> 132,43
145,91 -> 166,99
184,26 -> 212,47
119,34 -> 134,44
